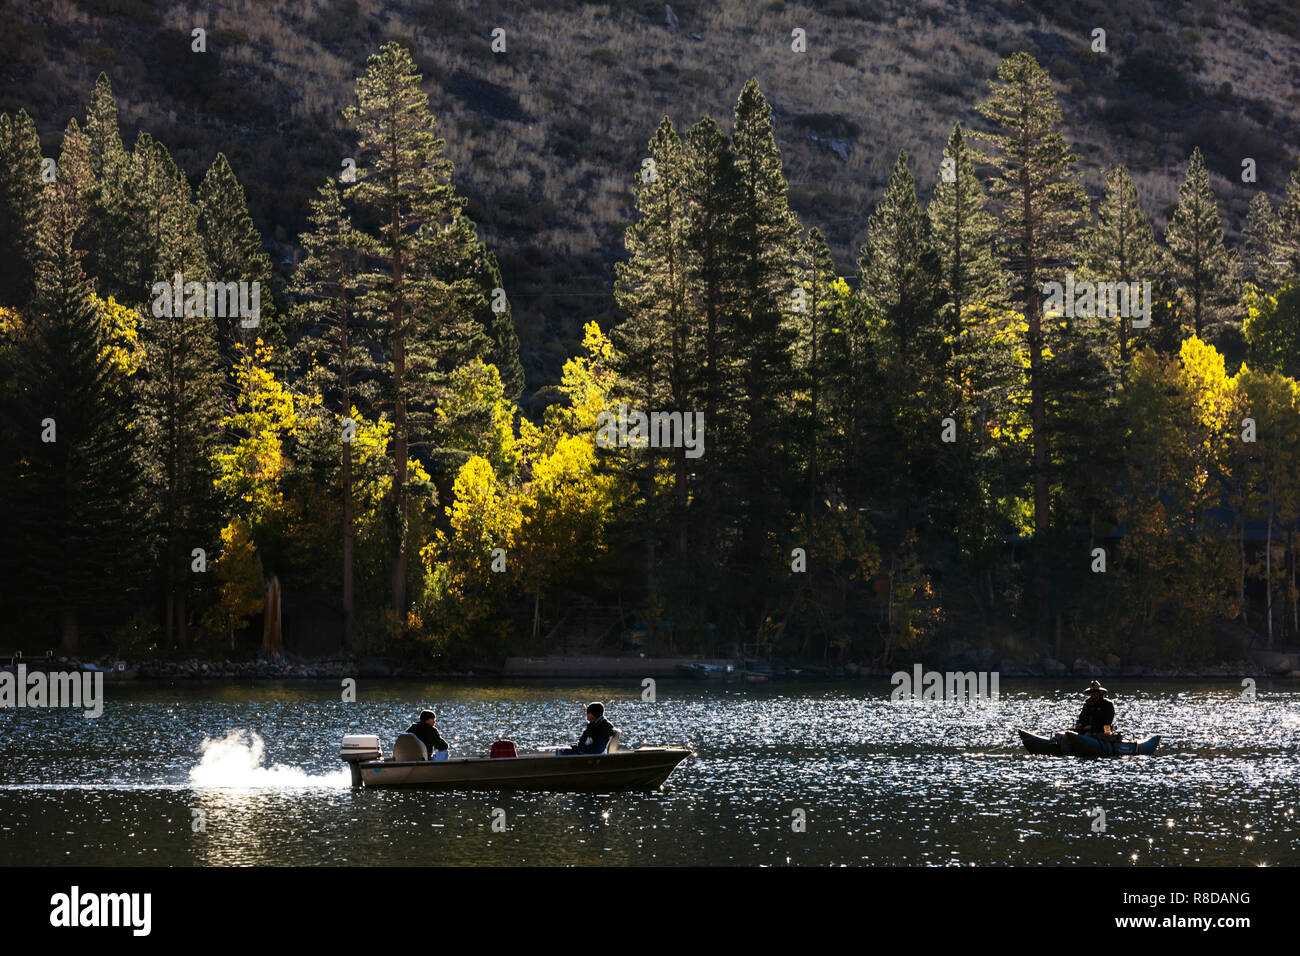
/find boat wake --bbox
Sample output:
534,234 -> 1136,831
189,730 -> 349,788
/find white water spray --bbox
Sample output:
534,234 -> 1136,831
189,729 -> 349,788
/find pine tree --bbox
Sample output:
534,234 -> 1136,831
975,52 -> 1088,542
0,110 -> 43,308
123,133 -> 208,300
795,227 -> 838,531
1274,165 -> 1300,283
728,80 -> 801,605
1085,164 -> 1163,372
136,268 -> 223,649
291,180 -> 372,646
1244,192 -> 1285,295
197,152 -> 278,356
5,138 -> 143,648
344,41 -> 480,622
464,242 -> 523,401
1166,147 -> 1237,340
681,114 -> 742,597
614,116 -> 692,616
860,150 -> 944,378
80,74 -> 133,301
975,52 -> 1088,638
927,124 -> 1004,335
118,132 -> 215,645
858,150 -> 946,544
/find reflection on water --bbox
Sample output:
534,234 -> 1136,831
0,680 -> 1296,865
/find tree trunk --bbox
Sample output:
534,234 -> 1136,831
164,590 -> 175,647
178,593 -> 188,649
1023,175 -> 1050,640
1266,487 -> 1275,648
343,438 -> 355,651
390,195 -> 407,623
263,574 -> 282,657
60,607 -> 78,652
1284,535 -> 1294,639
342,286 -> 355,653
1240,517 -> 1247,626
808,294 -> 818,536
645,461 -> 656,644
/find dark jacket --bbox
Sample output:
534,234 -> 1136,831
1076,696 -> 1116,734
573,716 -> 615,755
407,721 -> 449,757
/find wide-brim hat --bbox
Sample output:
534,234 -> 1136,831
1082,680 -> 1108,696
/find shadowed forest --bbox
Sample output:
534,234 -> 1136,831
3,33 -> 1300,669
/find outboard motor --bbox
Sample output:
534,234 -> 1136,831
340,734 -> 381,787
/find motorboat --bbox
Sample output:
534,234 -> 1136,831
340,730 -> 693,790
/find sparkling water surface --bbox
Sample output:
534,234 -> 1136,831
0,680 -> 1295,866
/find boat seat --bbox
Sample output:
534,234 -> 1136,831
392,732 -> 429,762
606,729 -> 621,754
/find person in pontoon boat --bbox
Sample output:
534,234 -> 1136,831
406,709 -> 449,759
1075,681 -> 1116,736
558,701 -> 615,755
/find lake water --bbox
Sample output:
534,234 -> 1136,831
1,679 -> 1296,866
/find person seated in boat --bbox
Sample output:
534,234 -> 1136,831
1075,681 -> 1116,737
558,702 -> 615,755
406,709 -> 449,760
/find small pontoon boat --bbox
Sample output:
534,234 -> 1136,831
340,731 -> 693,790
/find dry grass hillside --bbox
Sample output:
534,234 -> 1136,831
5,0 -> 1300,393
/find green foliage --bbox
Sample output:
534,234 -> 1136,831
975,50 -> 1089,604
1112,340 -> 1241,656
1166,147 -> 1237,341
7,48 -> 1300,665
1244,284 -> 1300,379
344,41 -> 484,622
0,161 -> 146,645
204,516 -> 265,644
434,359 -> 519,479
1084,164 -> 1162,370
0,110 -> 43,307
927,124 -> 1005,333
198,152 -> 280,355
1242,192 -> 1284,295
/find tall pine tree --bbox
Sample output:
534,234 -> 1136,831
728,80 -> 801,616
292,180 -> 372,647
795,227 -> 838,532
1273,164 -> 1300,284
1166,147 -> 1237,341
681,115 -> 742,605
928,124 -> 1004,336
858,150 -> 945,550
1244,191 -> 1285,295
1084,164 -> 1162,373
197,152 -> 279,357
80,74 -> 133,302
613,116 -> 692,618
975,52 -> 1088,636
0,110 -> 43,308
344,41 -> 479,623
6,131 -> 143,647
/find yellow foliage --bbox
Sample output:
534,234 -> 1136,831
93,294 -> 144,381
204,517 -> 264,641
213,341 -> 319,523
